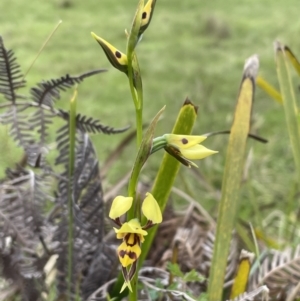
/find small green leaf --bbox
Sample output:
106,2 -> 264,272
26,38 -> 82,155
198,293 -> 209,301
183,270 -> 206,283
166,262 -> 184,278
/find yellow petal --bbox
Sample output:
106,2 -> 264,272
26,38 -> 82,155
141,192 -> 162,224
118,240 -> 141,267
180,144 -> 218,160
115,219 -> 148,236
164,134 -> 207,149
91,32 -> 128,73
109,196 -> 133,219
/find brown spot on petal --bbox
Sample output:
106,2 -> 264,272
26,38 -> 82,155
124,233 -> 139,246
142,12 -> 147,19
181,138 -> 188,145
119,250 -> 137,260
115,51 -> 121,58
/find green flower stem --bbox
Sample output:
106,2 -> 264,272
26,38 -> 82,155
67,88 -> 77,297
127,54 -> 142,148
129,277 -> 138,301
135,106 -> 143,149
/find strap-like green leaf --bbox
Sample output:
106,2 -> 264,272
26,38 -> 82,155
208,55 -> 259,301
139,98 -> 198,264
284,45 -> 300,77
275,41 -> 300,184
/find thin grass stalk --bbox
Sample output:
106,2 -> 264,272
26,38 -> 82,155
208,55 -> 258,301
67,88 -> 78,297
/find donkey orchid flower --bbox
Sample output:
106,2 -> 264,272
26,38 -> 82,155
151,134 -> 218,168
109,192 -> 162,292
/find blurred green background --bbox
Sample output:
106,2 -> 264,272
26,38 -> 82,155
1,0 -> 300,222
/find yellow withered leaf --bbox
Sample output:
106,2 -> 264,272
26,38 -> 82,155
230,250 -> 255,299
256,75 -> 282,104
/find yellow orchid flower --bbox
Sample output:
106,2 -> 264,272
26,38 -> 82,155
109,193 -> 162,292
114,219 -> 147,267
164,134 -> 207,149
91,32 -> 128,74
163,134 -> 218,168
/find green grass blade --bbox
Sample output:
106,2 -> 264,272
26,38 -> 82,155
208,55 -> 259,301
139,98 -> 198,264
284,45 -> 300,77
67,88 -> 78,297
275,41 -> 300,183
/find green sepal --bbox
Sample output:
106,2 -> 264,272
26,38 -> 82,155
127,0 -> 144,55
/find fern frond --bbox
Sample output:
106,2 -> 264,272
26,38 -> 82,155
81,243 -> 118,300
0,107 -> 33,151
0,166 -> 54,301
28,108 -> 55,146
0,36 -> 26,103
53,131 -> 105,298
249,246 -> 300,299
30,69 -> 106,107
58,109 -> 130,134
